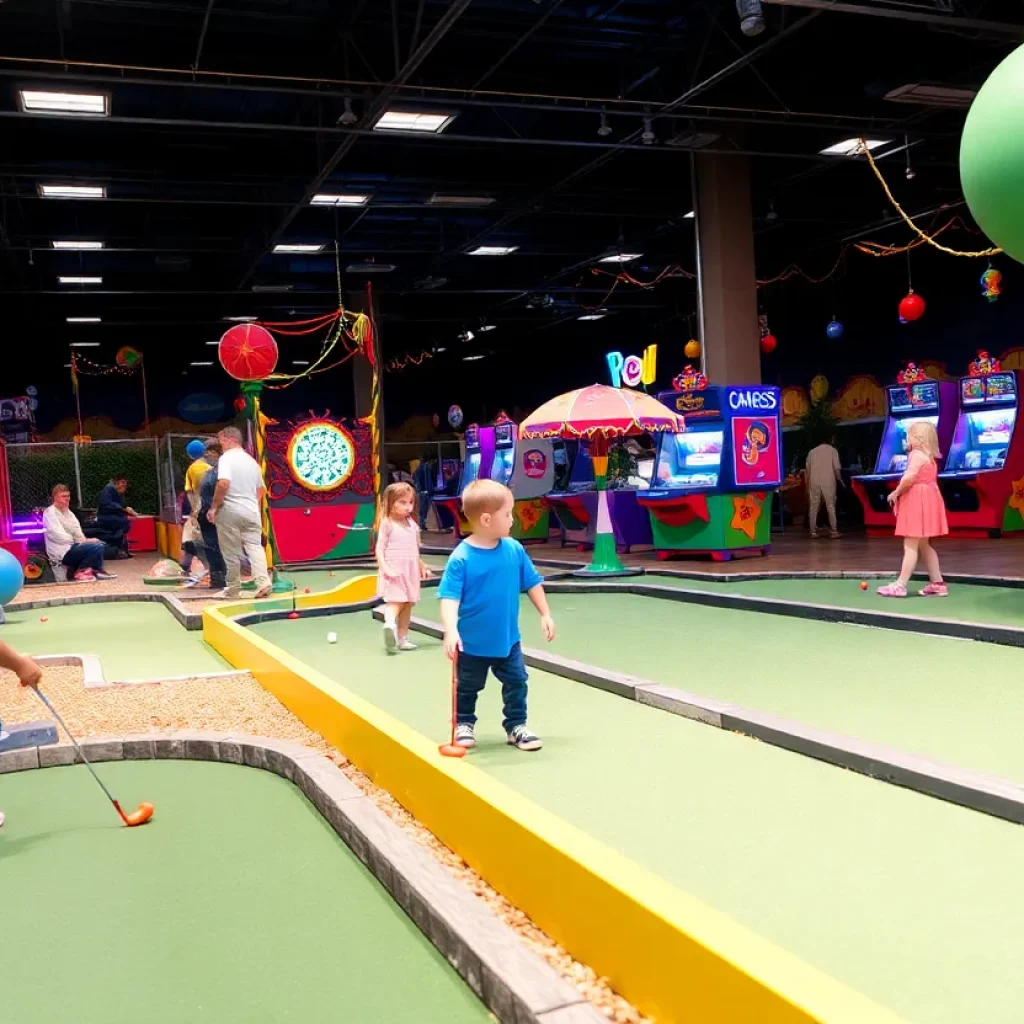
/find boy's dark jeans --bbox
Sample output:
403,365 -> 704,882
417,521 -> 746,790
456,642 -> 528,733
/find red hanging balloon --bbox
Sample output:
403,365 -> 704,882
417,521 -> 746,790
218,324 -> 279,381
760,333 -> 778,354
233,395 -> 247,412
898,290 -> 926,323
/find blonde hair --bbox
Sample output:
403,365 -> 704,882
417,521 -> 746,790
907,420 -> 941,459
379,481 -> 417,524
462,478 -> 512,521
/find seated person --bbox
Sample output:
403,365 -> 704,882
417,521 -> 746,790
95,474 -> 138,555
43,484 -> 116,581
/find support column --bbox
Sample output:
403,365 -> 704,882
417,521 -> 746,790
349,283 -> 385,500
692,151 -> 761,384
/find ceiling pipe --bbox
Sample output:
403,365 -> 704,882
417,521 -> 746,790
760,0 -> 1024,39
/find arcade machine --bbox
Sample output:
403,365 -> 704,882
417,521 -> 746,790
433,424 -> 493,538
938,353 -> 1024,535
544,438 -> 653,553
851,367 -> 957,536
638,368 -> 782,560
490,414 -> 553,542
263,412 -> 376,560
429,455 -> 462,531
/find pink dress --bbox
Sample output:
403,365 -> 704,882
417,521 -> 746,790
377,517 -> 422,603
895,454 -> 948,538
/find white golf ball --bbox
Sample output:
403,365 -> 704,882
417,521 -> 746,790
327,631 -> 338,644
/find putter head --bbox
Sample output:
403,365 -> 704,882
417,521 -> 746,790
124,802 -> 155,827
438,743 -> 467,758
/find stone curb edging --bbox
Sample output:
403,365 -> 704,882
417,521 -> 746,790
0,730 -> 602,1024
29,654 -> 251,689
372,608 -> 1024,828
10,591 -> 202,630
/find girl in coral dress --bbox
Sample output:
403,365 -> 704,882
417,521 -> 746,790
877,420 -> 949,597
375,482 -> 433,652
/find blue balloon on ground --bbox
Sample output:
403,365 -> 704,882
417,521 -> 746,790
0,547 -> 24,607
826,320 -> 844,340
186,439 -> 206,459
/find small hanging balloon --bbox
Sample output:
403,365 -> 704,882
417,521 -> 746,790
432,413 -> 440,428
684,338 -> 701,360
898,290 -> 926,323
116,345 -> 143,367
760,333 -> 778,355
981,266 -> 1002,303
826,319 -> 844,340
233,395 -> 247,412
448,404 -> 464,429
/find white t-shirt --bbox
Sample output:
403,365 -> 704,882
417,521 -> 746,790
43,504 -> 86,562
216,446 -> 264,520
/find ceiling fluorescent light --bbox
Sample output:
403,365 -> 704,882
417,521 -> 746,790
310,193 -> 370,206
190,362 -> 214,367
345,262 -> 396,273
683,210 -> 695,219
53,240 -> 104,250
206,341 -> 220,346
374,110 -> 455,134
883,83 -> 975,109
67,317 -> 101,323
468,245 -> 518,256
819,138 -> 890,157
70,342 -> 101,347
463,354 -> 487,362
435,347 -> 447,353
292,360 -> 310,366
428,194 -> 495,207
478,324 -> 497,332
58,276 -> 102,285
273,243 -> 325,253
39,184 -> 105,199
578,313 -> 606,321
599,253 -> 642,264
223,315 -> 257,322
19,89 -> 109,116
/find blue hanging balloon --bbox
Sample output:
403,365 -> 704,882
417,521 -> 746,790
186,439 -> 206,460
826,319 -> 844,340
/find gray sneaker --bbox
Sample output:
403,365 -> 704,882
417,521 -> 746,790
506,725 -> 543,751
455,723 -> 476,748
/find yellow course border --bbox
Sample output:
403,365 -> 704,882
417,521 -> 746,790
203,576 -> 908,1024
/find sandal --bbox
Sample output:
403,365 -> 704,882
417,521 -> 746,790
876,581 -> 907,598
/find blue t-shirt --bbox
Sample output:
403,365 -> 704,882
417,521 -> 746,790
437,538 -> 543,658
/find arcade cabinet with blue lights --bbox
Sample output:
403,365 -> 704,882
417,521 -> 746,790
429,456 -> 462,531
851,371 -> 957,535
433,423 -> 493,538
638,369 -> 782,560
491,413 -> 553,542
938,355 -> 1024,535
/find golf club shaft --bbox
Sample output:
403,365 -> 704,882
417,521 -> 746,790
30,686 -> 119,807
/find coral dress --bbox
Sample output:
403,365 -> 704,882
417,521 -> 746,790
895,453 -> 948,538
377,517 -> 422,603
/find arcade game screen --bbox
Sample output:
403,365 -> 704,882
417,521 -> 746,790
875,416 -> 939,474
655,429 -> 723,490
491,446 -> 515,486
462,452 -> 482,490
946,374 -> 1017,471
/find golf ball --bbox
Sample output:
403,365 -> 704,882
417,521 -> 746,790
304,587 -> 310,594
327,631 -> 337,644
40,616 -> 48,622
860,581 -> 868,590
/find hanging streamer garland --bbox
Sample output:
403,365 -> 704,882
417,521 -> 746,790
386,350 -> 433,373
71,353 -> 143,376
856,139 -> 1001,258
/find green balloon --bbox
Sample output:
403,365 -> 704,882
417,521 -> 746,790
961,43 -> 1024,263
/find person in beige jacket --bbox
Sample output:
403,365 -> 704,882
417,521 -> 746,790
805,438 -> 843,539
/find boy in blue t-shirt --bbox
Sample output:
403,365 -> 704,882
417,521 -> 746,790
438,479 -> 555,751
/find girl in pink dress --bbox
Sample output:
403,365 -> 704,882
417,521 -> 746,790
877,420 -> 949,598
375,482 -> 432,651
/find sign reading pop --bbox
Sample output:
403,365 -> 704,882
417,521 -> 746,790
606,344 -> 657,389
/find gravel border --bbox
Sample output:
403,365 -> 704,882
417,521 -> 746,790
0,731 -> 603,1024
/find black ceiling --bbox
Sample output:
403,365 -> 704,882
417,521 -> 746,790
0,0 -> 1021,421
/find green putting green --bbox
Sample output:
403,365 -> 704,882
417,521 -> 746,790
252,606 -> 1024,1024
620,572 -> 1024,628
2,603 -> 229,679
279,554 -> 448,595
1,761 -> 489,1024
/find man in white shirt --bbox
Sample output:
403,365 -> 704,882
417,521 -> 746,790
42,484 -> 116,581
805,438 -> 844,539
206,426 -> 271,599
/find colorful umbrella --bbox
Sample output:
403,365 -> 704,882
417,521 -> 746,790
521,384 -> 684,575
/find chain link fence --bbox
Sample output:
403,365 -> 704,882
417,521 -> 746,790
6,439 -> 163,515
